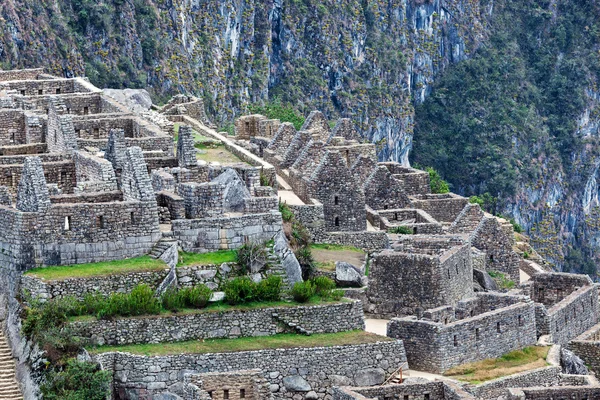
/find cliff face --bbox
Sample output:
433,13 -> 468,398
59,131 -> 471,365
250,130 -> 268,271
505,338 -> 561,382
0,0 -> 488,163
412,0 -> 600,275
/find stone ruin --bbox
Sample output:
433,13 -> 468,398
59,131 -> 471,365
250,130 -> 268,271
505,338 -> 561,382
0,68 -> 598,400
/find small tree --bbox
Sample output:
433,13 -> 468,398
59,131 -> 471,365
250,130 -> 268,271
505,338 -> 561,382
426,167 -> 450,194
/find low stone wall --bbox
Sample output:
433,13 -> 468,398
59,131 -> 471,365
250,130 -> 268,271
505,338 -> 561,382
316,231 -> 390,252
72,300 -> 365,345
467,345 -> 561,399
333,381 -> 475,400
20,269 -> 168,301
94,340 -> 406,400
410,194 -> 468,223
172,211 -> 283,252
506,386 -> 600,399
568,322 -> 600,374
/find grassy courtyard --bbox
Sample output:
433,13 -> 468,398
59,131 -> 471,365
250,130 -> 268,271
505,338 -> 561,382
310,243 -> 366,271
443,346 -> 550,383
177,250 -> 238,267
88,330 -> 390,356
24,256 -> 167,281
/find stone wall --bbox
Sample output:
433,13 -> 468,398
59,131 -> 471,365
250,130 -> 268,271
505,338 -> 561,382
507,386 -> 600,400
71,301 -> 365,345
94,340 -> 407,400
0,160 -> 76,194
388,296 -> 537,373
172,211 -> 282,252
568,323 -> 600,374
545,284 -> 599,344
333,381 -> 475,400
530,272 -> 593,307
0,68 -> 44,82
410,194 -> 468,223
73,151 -> 118,192
379,163 -> 431,195
367,237 -> 473,317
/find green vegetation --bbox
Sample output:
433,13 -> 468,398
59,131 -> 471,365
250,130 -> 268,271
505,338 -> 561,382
161,285 -> 213,312
444,346 -> 550,383
249,100 -> 306,130
41,359 -> 111,400
388,226 -> 414,235
222,276 -> 283,305
89,330 -> 389,356
24,256 -> 166,281
309,243 -> 364,253
425,167 -> 450,194
469,193 -> 499,214
235,241 -> 271,275
177,250 -> 238,267
279,202 -> 295,223
290,277 -> 343,303
487,271 -> 516,290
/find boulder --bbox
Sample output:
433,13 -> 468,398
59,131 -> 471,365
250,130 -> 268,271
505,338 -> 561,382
473,268 -> 498,291
274,231 -> 303,286
336,261 -> 363,287
560,348 -> 589,375
283,375 -> 311,392
354,368 -> 385,386
103,88 -> 153,112
305,391 -> 319,400
211,168 -> 250,212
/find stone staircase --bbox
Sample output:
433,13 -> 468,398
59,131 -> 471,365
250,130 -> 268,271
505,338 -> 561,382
0,334 -> 22,400
149,237 -> 178,259
272,312 -> 311,336
448,203 -> 485,234
264,243 -> 292,291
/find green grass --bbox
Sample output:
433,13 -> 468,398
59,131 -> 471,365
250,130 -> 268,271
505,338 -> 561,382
310,243 -> 365,253
69,297 -> 348,322
24,256 -> 167,281
444,346 -> 550,383
487,270 -> 516,289
315,261 -> 336,271
173,122 -> 212,143
177,250 -> 238,267
88,330 -> 390,356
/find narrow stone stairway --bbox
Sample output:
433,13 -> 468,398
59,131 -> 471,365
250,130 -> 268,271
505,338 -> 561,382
0,334 -> 22,400
149,238 -> 178,259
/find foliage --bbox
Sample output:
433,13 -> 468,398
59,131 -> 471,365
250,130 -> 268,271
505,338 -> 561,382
510,218 -> 524,233
295,247 -> 315,280
260,173 -> 273,187
290,281 -> 316,303
222,276 -> 283,305
468,193 -> 499,214
487,271 -> 515,290
235,241 -> 270,275
425,167 -> 450,194
40,359 -> 111,400
279,202 -> 295,223
388,226 -> 413,234
161,285 -> 213,312
177,250 -> 237,267
311,276 -> 343,300
249,100 -> 306,130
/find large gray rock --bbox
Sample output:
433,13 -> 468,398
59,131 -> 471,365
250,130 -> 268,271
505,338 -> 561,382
473,268 -> 498,291
336,261 -> 363,288
354,368 -> 385,386
274,231 -> 303,286
212,168 -> 250,212
103,88 -> 153,112
560,348 -> 589,375
283,375 -> 311,392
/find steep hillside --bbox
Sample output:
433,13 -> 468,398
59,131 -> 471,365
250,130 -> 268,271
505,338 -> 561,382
412,0 -> 600,275
0,0 -> 488,163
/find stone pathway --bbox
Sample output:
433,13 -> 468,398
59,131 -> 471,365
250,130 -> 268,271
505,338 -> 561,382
0,333 -> 22,400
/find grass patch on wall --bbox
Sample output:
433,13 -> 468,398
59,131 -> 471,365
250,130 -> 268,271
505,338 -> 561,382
88,330 -> 390,356
444,346 -> 550,383
177,250 -> 238,267
487,270 -> 516,290
24,256 -> 167,281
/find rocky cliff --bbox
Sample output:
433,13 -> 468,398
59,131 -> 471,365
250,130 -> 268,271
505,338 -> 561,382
0,0 -> 487,163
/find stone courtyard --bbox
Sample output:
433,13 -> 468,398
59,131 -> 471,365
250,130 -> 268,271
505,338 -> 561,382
0,68 -> 598,400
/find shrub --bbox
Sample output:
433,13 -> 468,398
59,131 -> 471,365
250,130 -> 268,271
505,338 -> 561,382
290,281 -> 315,303
161,287 -> 186,312
388,226 -> 413,234
96,284 -> 161,319
223,277 -> 256,305
426,167 -> 450,194
181,285 -> 212,308
312,276 -> 336,295
510,218 -> 524,233
290,222 -> 311,249
236,241 -> 269,275
41,359 -> 111,400
328,289 -> 345,301
255,275 -> 283,302
295,247 -> 315,280
279,202 -> 294,223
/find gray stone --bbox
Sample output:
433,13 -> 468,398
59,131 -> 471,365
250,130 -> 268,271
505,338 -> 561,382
336,261 -> 363,288
305,391 -> 319,400
209,292 -> 225,302
269,384 -> 280,392
353,368 -> 385,386
283,375 -> 311,392
328,375 -> 352,387
561,348 -> 589,375
274,231 -> 303,286
103,88 -> 153,112
152,393 -> 183,400
473,268 -> 498,291
211,168 -> 250,212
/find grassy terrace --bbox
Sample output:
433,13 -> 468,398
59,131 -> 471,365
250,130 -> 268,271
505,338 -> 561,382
69,297 -> 350,323
177,250 -> 237,267
24,256 -> 167,281
444,346 -> 550,384
310,243 -> 366,272
88,330 -> 391,356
